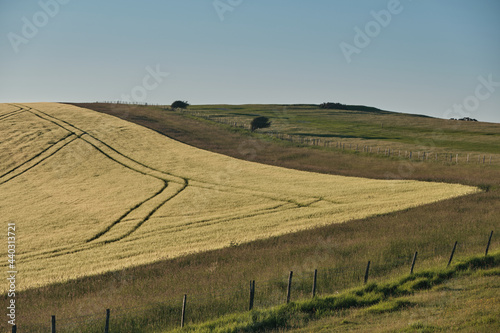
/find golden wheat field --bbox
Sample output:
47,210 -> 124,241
0,103 -> 480,292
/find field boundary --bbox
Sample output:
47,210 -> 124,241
174,107 -> 499,166
16,231 -> 495,333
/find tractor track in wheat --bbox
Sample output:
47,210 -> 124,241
7,104 -> 190,249
5,103 -> 376,267
0,107 -> 25,121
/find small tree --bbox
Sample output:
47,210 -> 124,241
250,116 -> 271,132
171,100 -> 189,110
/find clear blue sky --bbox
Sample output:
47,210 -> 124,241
1,0 -> 499,122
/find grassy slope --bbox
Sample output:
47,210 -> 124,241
288,258 -> 499,333
9,103 -> 499,332
290,270 -> 499,332
177,104 -> 500,155
168,253 -> 500,332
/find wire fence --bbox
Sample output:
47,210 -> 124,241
88,102 -> 498,166
19,265 -> 369,333
14,230 -> 495,332
170,108 -> 498,166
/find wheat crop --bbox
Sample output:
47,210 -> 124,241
0,103 -> 479,292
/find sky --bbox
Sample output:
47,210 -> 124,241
1,0 -> 499,123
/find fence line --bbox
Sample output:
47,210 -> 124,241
171,108 -> 497,166
16,230 -> 495,333
89,103 -> 497,166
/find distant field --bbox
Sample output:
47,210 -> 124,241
0,103 -> 479,292
181,104 -> 500,156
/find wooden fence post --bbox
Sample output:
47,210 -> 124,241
286,271 -> 293,303
249,280 -> 255,311
312,269 -> 318,298
181,294 -> 187,328
105,309 -> 110,333
447,242 -> 458,267
485,231 -> 493,256
364,261 -> 371,284
410,252 -> 418,274
52,315 -> 56,333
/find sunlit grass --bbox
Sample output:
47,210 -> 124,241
167,252 -> 500,333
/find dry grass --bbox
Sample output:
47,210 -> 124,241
0,102 -> 479,293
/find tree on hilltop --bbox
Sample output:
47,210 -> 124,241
250,116 -> 271,132
171,100 -> 189,110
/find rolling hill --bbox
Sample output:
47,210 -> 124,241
0,102 -> 479,292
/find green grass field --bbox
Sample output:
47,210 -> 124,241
2,102 -> 499,332
177,104 -> 500,157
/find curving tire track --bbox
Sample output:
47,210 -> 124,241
0,107 -> 24,121
144,202 -> 299,237
99,179 -> 189,243
6,103 -> 317,265
0,134 -> 77,185
10,104 -> 189,246
10,104 -> 306,205
86,181 -> 169,243
19,188 -> 293,265
17,180 -> 189,262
